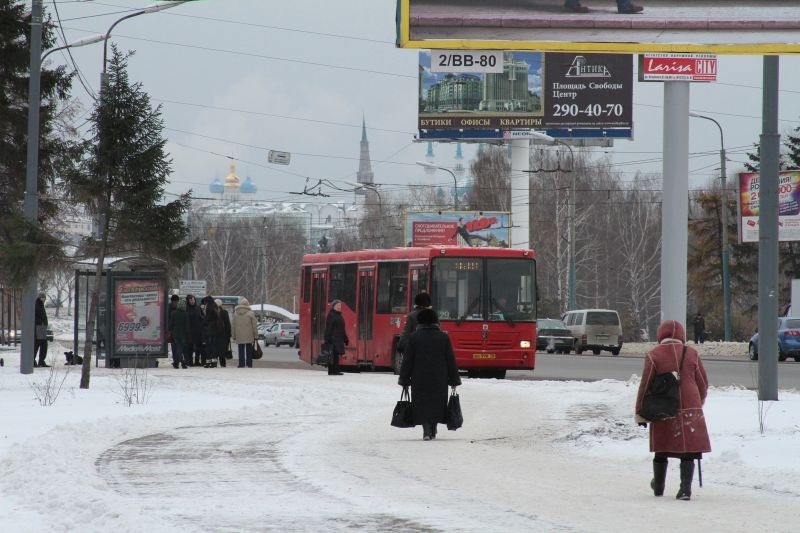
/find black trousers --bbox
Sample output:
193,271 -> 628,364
328,352 -> 341,374
34,339 -> 48,364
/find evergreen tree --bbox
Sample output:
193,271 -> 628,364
64,46 -> 197,388
0,0 -> 82,285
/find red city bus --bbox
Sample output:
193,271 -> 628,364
298,246 -> 537,378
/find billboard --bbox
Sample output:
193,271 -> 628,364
405,211 -> 511,247
397,0 -> 800,54
113,278 -> 167,356
638,53 -> 717,82
739,171 -> 800,243
419,52 -> 632,132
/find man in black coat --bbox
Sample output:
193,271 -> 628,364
185,294 -> 205,366
398,292 -> 431,355
324,299 -> 348,375
34,291 -> 49,367
399,308 -> 462,440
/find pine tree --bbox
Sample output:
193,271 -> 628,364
0,0 -> 82,285
64,46 -> 197,388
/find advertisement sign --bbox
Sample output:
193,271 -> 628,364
113,278 -> 166,355
739,171 -> 800,243
397,0 -> 800,54
639,54 -> 717,82
405,211 -> 511,247
418,51 -> 632,132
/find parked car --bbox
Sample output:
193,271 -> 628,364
536,318 -> 574,354
561,308 -> 623,356
257,323 -> 271,341
0,328 -> 53,344
748,317 -> 800,362
263,322 -> 299,347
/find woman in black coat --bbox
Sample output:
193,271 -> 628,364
398,308 -> 462,440
185,294 -> 205,367
324,299 -> 348,375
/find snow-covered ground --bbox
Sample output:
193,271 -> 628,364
1,337 -> 797,533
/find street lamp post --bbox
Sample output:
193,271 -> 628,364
20,2 -> 103,374
525,133 -> 577,310
690,112 -> 731,341
415,161 -> 458,210
345,181 -> 383,248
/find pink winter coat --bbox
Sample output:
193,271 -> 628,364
635,320 -> 711,455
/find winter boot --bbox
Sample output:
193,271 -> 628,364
651,459 -> 668,496
676,460 -> 695,500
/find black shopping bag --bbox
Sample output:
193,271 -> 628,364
446,388 -> 463,430
391,387 -> 415,428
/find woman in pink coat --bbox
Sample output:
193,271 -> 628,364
635,319 -> 711,501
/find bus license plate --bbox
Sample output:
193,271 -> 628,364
473,353 -> 496,359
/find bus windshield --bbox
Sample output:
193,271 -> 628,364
431,257 -> 535,323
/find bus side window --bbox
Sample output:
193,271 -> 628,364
377,261 -> 409,314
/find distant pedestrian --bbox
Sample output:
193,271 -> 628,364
185,294 -> 205,366
167,294 -> 180,362
232,298 -> 258,368
398,292 -> 431,355
202,300 -> 227,367
692,312 -> 706,344
635,319 -> 711,501
34,291 -> 49,367
168,298 -> 189,369
216,299 -> 232,363
398,308 -> 462,441
564,0 -> 643,13
324,299 -> 348,375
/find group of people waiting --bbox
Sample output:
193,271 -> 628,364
167,294 -> 259,369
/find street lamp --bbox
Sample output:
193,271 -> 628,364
526,133 -> 577,310
690,112 -> 731,341
415,161 -> 459,210
20,1 -> 103,374
344,181 -> 384,248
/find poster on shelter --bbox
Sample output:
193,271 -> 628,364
739,171 -> 800,243
405,211 -> 510,247
113,279 -> 165,355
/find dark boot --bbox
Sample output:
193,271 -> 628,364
651,459 -> 668,496
422,423 -> 433,440
676,460 -> 695,500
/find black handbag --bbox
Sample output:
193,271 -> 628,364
391,387 -> 415,428
252,340 -> 263,360
446,388 -> 463,430
640,345 -> 686,421
314,345 -> 332,366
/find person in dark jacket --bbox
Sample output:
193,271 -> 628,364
398,292 -> 431,355
216,298 -> 232,363
202,300 -> 227,367
167,294 -> 180,362
398,308 -> 462,440
692,312 -> 706,344
169,298 -> 189,369
635,319 -> 711,501
323,299 -> 348,375
34,291 -> 49,367
185,294 -> 205,366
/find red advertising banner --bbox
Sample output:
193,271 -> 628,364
639,54 -> 717,82
114,279 -> 165,355
406,211 -> 510,247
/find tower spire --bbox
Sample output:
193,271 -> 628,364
357,115 -> 374,188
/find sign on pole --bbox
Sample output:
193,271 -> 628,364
179,279 -> 207,296
268,150 -> 291,165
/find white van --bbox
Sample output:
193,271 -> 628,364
561,309 -> 623,356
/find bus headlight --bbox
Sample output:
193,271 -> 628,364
520,340 -> 531,348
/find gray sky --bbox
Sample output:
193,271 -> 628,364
44,0 -> 800,205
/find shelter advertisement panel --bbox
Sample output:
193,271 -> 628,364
397,0 -> 800,54
113,277 -> 167,356
739,171 -> 800,243
419,51 -> 632,132
405,211 -> 511,247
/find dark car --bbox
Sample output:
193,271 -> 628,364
749,317 -> 800,362
536,318 -> 574,354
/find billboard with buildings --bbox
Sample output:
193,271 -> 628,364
398,0 -> 800,54
419,51 -> 632,132
739,171 -> 800,243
